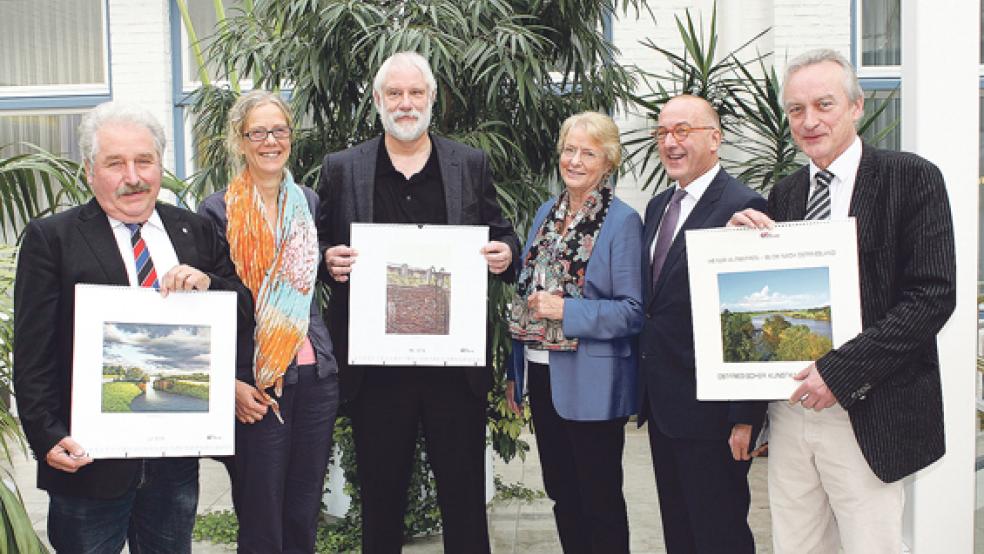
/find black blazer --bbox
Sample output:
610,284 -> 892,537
13,199 -> 252,499
638,168 -> 768,440
316,135 -> 520,402
199,185 -> 338,385
766,143 -> 956,483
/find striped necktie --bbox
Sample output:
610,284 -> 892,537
804,169 -> 834,220
651,187 -> 688,290
125,223 -> 159,289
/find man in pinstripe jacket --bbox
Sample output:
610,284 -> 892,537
730,49 -> 955,553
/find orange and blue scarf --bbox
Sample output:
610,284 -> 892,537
225,170 -> 318,422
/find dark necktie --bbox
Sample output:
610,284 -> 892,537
651,187 -> 688,289
125,223 -> 159,289
804,169 -> 834,220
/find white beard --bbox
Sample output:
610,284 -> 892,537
379,104 -> 432,142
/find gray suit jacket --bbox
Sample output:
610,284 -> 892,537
767,143 -> 956,482
316,134 -> 520,401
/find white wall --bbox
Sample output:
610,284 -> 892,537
106,0 -> 175,170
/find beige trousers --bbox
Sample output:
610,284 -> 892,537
768,401 -> 904,554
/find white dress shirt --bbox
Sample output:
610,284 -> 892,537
108,209 -> 180,287
650,163 -> 720,261
809,136 -> 861,220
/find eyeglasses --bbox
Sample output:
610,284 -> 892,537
654,124 -> 716,143
243,126 -> 292,142
560,145 -> 602,163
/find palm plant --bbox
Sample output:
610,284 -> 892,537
626,2 -> 904,194
191,0 -> 643,230
0,144 -> 88,242
729,58 -> 802,191
624,3 -> 767,192
0,244 -> 48,553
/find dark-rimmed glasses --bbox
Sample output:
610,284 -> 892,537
243,126 -> 292,142
654,124 -> 716,143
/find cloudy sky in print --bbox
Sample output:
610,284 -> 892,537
718,267 -> 830,312
102,322 -> 211,374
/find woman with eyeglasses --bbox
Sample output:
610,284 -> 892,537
505,111 -> 643,554
199,90 -> 339,553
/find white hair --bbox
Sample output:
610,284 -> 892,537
372,51 -> 438,102
784,48 -> 863,103
78,101 -> 166,164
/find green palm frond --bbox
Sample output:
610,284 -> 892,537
0,144 -> 89,242
624,2 -> 766,192
729,56 -> 803,191
0,244 -> 49,553
858,86 -> 900,148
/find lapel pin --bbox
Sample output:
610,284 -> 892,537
182,227 -> 189,234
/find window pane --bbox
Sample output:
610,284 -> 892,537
861,0 -> 901,66
184,0 -> 241,84
0,113 -> 85,159
860,91 -> 900,151
0,0 -> 105,87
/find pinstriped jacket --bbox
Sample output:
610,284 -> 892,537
766,142 -> 956,483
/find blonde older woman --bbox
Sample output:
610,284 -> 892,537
199,90 -> 339,554
506,111 -> 643,553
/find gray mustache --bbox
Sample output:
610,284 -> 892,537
115,182 -> 151,198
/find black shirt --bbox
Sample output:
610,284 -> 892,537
373,137 -> 447,225
369,137 -> 461,383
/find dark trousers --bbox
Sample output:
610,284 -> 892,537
232,366 -> 340,554
646,417 -> 755,554
48,458 -> 199,554
527,362 -> 630,554
350,371 -> 490,554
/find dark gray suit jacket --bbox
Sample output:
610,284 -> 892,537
637,169 -> 767,440
13,199 -> 252,499
767,143 -> 956,482
316,134 -> 520,402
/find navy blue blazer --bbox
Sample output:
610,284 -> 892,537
637,168 -> 767,439
508,196 -> 644,421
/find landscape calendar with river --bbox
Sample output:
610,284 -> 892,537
71,284 -> 236,458
685,220 -> 862,400
100,322 -> 211,414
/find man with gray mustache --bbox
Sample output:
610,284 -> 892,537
13,101 -> 252,553
317,51 -> 520,553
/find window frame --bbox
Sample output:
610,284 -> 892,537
0,0 -> 112,105
852,0 -> 902,78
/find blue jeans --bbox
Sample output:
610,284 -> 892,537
47,458 -> 199,554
